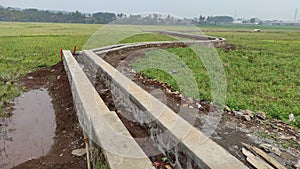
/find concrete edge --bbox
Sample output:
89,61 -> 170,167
62,50 -> 155,169
93,39 -> 226,56
83,49 -> 248,169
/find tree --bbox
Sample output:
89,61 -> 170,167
207,16 -> 234,24
199,15 -> 206,24
250,18 -> 256,23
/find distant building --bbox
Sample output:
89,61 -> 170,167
233,18 -> 249,24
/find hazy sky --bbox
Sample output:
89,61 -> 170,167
0,0 -> 299,21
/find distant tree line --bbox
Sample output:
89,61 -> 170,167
196,15 -> 234,25
0,6 -> 117,24
0,6 -> 234,25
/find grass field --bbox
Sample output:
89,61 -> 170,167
0,22 -> 299,126
0,22 -> 99,115
206,27 -> 300,125
131,26 -> 300,126
0,22 -> 176,115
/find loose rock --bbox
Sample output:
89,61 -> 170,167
294,159 -> 300,169
171,70 -> 177,74
188,97 -> 195,104
242,110 -> 254,118
233,111 -> 244,118
289,113 -> 295,122
164,164 -> 173,169
224,106 -> 231,112
280,152 -> 294,160
196,103 -> 202,109
256,111 -> 266,120
243,115 -> 252,122
71,148 -> 86,157
279,135 -> 296,140
259,143 -> 283,156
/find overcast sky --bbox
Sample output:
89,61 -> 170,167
0,0 -> 299,21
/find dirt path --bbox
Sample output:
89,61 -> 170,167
11,62 -> 87,169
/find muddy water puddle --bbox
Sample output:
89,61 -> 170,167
0,89 -> 56,169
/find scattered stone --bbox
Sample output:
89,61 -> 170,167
280,152 -> 294,160
224,106 -> 231,112
259,143 -> 282,156
279,135 -> 296,140
294,159 -> 300,169
27,76 -> 33,80
57,76 -> 61,80
164,164 -> 173,169
272,147 -> 282,156
233,111 -> 244,118
131,69 -> 136,73
243,115 -> 251,122
28,156 -> 36,160
242,110 -> 254,118
188,105 -> 194,109
242,148 -> 274,169
289,113 -> 295,122
171,70 -> 177,74
59,153 -> 63,157
71,148 -> 86,157
182,103 -> 188,108
100,89 -> 109,93
256,111 -> 266,120
188,97 -> 195,104
172,91 -> 180,95
196,103 -> 202,109
259,144 -> 272,153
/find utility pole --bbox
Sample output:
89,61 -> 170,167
294,8 -> 298,22
234,10 -> 237,19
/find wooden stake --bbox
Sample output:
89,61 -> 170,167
84,137 -> 91,169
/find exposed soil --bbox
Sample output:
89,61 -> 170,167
10,62 -> 87,169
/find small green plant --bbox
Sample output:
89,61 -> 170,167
94,160 -> 109,169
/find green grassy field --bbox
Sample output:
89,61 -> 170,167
0,22 -> 299,126
0,22 -> 176,115
0,22 -> 99,115
207,27 -> 300,125
131,26 -> 300,126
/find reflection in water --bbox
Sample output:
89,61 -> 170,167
0,89 -> 56,169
